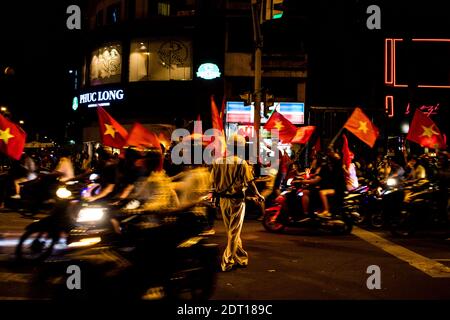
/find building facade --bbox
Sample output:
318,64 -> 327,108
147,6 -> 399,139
73,0 -> 308,143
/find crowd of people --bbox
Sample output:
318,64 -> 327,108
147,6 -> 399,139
0,137 -> 449,273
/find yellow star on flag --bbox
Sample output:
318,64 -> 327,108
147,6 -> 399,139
273,120 -> 285,131
357,121 -> 368,134
0,127 -> 14,144
420,125 -> 439,138
104,123 -> 117,138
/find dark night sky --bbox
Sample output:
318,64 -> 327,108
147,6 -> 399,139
0,0 -> 449,141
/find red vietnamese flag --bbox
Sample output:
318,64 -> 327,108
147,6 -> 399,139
263,111 -> 297,143
219,96 -> 226,121
406,109 -> 446,149
126,123 -> 161,151
344,107 -> 379,148
342,134 -> 352,169
291,126 -> 316,144
209,95 -> 226,157
0,114 -> 26,160
211,95 -> 224,133
97,107 -> 128,149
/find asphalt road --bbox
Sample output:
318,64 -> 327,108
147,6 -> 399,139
1,211 -> 450,300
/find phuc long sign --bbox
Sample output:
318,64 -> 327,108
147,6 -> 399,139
79,89 -> 125,108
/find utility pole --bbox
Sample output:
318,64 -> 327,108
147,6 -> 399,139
251,0 -> 263,176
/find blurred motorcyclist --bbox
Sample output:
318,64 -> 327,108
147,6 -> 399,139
128,150 -> 179,211
11,153 -> 37,199
54,150 -> 75,182
405,155 -> 427,181
86,148 -> 119,202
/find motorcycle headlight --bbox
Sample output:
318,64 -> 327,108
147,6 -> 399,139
77,207 -> 106,222
56,187 -> 72,199
386,178 -> 398,187
286,178 -> 293,186
89,173 -> 99,181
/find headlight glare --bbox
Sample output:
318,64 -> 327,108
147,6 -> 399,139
56,187 -> 72,199
77,208 -> 106,222
387,178 -> 397,187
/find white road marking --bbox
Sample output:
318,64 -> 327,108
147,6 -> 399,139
353,227 -> 450,278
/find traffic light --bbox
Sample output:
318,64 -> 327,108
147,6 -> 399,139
263,91 -> 274,117
240,92 -> 252,106
265,0 -> 284,21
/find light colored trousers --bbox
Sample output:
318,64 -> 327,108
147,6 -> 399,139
220,197 -> 248,271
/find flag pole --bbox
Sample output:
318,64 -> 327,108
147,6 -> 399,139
328,126 -> 346,149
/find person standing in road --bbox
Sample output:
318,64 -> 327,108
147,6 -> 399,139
211,135 -> 264,272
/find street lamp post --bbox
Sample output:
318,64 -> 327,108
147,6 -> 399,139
252,0 -> 264,176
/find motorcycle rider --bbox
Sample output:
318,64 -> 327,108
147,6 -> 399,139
405,155 -> 427,181
54,150 -> 75,182
301,151 -> 346,218
86,148 -> 120,202
343,152 -> 359,191
11,153 -> 37,199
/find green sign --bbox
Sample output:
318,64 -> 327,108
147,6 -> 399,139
72,96 -> 79,111
196,63 -> 221,80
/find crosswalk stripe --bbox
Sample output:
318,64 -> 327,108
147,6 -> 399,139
353,227 -> 450,278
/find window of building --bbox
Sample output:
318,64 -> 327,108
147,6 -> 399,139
158,2 -> 170,16
90,43 -> 122,86
148,0 -> 177,16
129,38 -> 192,81
106,3 -> 121,24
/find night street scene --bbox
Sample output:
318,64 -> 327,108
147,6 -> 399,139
0,0 -> 450,316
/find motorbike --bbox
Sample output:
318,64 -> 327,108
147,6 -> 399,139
14,173 -> 101,263
3,171 -> 62,217
32,200 -> 219,301
262,177 -> 361,235
353,177 -> 385,229
389,178 -> 450,237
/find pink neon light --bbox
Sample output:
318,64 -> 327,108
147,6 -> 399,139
412,39 -> 450,42
385,95 -> 394,117
385,39 -> 393,84
389,38 -> 450,88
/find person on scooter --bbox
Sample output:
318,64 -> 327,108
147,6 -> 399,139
405,155 -> 427,181
301,151 -> 346,218
86,148 -> 120,202
54,150 -> 75,182
11,153 -> 37,199
343,152 -> 359,191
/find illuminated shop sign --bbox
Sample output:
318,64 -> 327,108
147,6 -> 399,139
79,88 -> 125,108
72,97 -> 79,111
405,103 -> 441,116
226,101 -> 304,124
196,63 -> 221,80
